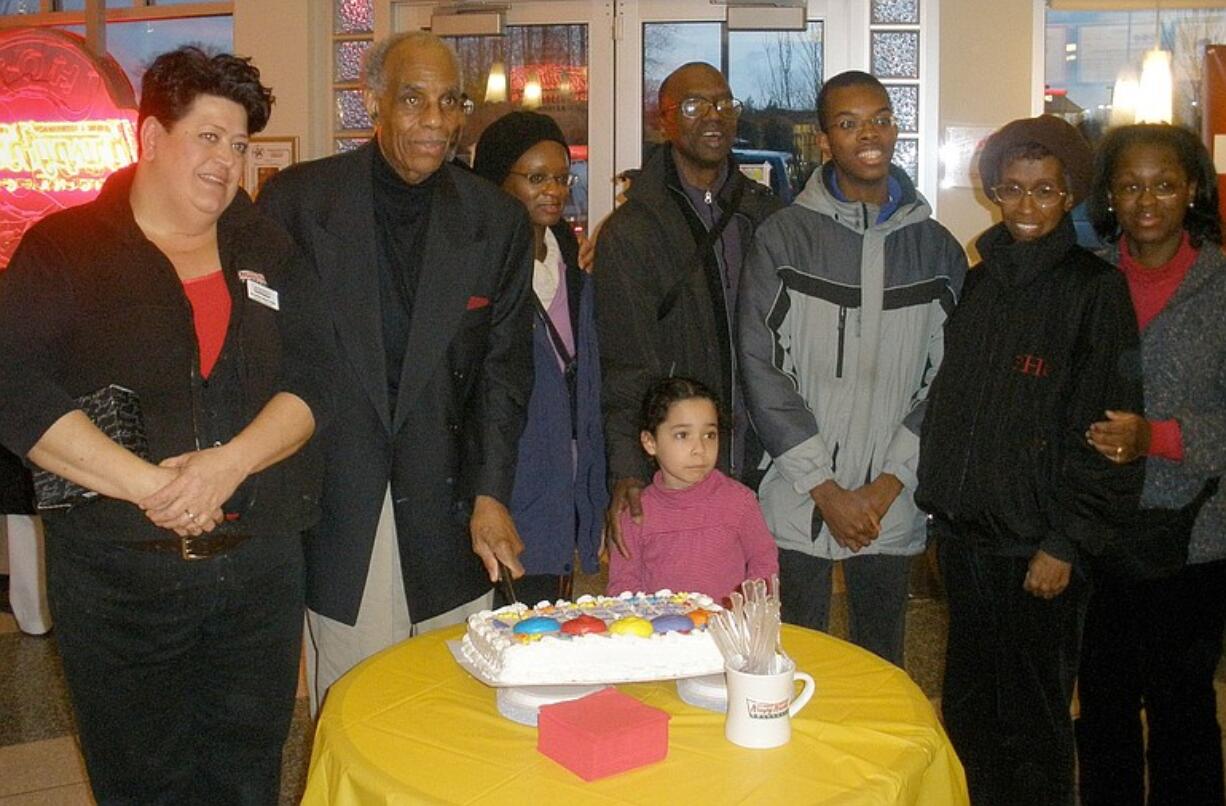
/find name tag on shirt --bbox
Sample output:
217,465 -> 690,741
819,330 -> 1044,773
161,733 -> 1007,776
246,280 -> 280,311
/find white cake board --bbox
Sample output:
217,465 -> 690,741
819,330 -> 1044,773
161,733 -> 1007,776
495,684 -> 608,726
676,673 -> 728,713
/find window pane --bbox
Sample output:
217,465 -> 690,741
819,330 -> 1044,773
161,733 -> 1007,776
335,88 -> 371,130
446,24 -> 590,235
885,84 -> 919,133
870,30 -> 920,79
729,23 -> 823,112
334,0 -> 373,35
872,0 -> 920,26
1045,9 -> 1226,141
642,21 -> 824,202
893,138 -> 918,185
2,0 -> 43,13
334,39 -> 370,83
54,0 -> 85,10
642,22 -> 722,153
104,17 -> 233,95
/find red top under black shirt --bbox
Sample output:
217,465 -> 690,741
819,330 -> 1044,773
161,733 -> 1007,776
1118,232 -> 1197,461
181,271 -> 231,379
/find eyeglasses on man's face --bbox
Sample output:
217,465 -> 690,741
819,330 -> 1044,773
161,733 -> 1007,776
398,90 -> 475,116
1109,180 -> 1187,203
990,182 -> 1068,208
664,96 -> 744,120
832,114 -> 897,133
507,171 -> 579,188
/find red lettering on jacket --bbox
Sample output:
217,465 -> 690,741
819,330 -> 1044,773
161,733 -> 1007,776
1013,353 -> 1051,378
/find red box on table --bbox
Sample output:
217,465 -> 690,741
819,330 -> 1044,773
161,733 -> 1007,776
537,687 -> 670,781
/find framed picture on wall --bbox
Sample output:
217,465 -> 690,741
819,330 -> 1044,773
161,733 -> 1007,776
243,136 -> 298,198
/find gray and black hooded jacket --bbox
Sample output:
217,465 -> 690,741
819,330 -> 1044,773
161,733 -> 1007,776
738,163 -> 967,558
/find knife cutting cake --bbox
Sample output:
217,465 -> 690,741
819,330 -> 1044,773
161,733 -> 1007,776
459,590 -> 725,686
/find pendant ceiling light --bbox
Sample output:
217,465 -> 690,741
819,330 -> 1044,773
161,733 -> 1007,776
1110,71 -> 1139,127
522,73 -> 543,109
485,61 -> 507,104
1135,1 -> 1173,124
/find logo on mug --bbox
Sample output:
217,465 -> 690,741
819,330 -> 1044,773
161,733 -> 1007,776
746,697 -> 789,719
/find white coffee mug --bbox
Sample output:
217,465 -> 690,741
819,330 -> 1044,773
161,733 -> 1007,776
724,656 -> 815,749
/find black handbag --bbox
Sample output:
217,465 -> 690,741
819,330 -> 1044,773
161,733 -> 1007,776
1095,476 -> 1220,580
32,384 -> 149,510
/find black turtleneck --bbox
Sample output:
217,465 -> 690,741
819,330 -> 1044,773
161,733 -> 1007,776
372,143 -> 437,416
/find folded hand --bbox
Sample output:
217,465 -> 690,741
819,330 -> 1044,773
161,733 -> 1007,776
1023,550 -> 1071,599
139,446 -> 248,536
812,481 -> 880,552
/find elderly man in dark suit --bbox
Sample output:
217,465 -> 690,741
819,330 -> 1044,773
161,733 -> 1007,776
259,31 -> 533,713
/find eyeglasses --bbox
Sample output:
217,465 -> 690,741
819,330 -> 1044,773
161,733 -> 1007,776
1109,180 -> 1186,202
990,183 -> 1068,208
832,115 -> 897,133
663,97 -> 744,120
400,91 -> 475,116
507,171 -> 578,188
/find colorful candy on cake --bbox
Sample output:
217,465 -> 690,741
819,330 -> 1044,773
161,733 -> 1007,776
459,590 -> 725,686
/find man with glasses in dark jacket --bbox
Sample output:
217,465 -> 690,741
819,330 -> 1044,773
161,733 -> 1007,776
595,62 -> 782,561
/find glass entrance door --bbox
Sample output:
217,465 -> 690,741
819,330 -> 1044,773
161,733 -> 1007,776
618,1 -> 856,203
393,0 -> 932,222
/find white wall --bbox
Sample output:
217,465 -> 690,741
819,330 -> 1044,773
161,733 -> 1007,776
936,0 -> 1038,256
233,1 -> 328,160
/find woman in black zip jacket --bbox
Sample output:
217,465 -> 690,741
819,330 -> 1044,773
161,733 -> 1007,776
915,115 -> 1144,806
0,49 -> 335,804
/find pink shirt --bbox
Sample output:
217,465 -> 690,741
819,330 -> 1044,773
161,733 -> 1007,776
607,469 -> 780,601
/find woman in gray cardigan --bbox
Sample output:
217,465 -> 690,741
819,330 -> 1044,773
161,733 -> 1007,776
1079,123 -> 1226,806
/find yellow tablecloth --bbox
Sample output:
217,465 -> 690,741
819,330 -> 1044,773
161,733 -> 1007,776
302,624 -> 968,805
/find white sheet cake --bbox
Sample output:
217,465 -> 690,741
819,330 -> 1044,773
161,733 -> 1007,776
459,590 -> 726,686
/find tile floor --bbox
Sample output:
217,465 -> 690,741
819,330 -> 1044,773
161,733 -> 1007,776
1,560 -> 1221,805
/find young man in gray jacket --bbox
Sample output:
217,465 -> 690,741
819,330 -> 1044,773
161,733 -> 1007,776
738,71 -> 967,665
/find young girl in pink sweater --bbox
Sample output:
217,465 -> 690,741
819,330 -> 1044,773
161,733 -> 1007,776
606,377 -> 779,600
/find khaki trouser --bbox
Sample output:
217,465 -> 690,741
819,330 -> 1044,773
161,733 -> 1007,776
304,487 -> 492,716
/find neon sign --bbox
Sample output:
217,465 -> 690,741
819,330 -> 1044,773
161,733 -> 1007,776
0,28 -> 137,268
0,119 -> 136,192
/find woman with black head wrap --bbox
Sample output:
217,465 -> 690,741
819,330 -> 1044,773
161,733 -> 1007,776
472,112 -> 607,604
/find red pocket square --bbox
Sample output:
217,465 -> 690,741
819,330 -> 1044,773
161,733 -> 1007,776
466,295 -> 491,311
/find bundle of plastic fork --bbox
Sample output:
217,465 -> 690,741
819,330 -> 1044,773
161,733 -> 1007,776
708,574 -> 790,674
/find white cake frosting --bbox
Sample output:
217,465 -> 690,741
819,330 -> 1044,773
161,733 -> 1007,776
459,590 -> 726,686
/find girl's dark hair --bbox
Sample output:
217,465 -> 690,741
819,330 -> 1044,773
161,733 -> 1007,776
1088,123 -> 1222,247
639,376 -> 723,435
138,47 -> 274,136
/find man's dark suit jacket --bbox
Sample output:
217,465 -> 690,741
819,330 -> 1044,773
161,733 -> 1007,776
258,142 -> 534,624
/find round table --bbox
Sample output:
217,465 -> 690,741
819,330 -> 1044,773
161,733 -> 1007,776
302,624 -> 968,805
